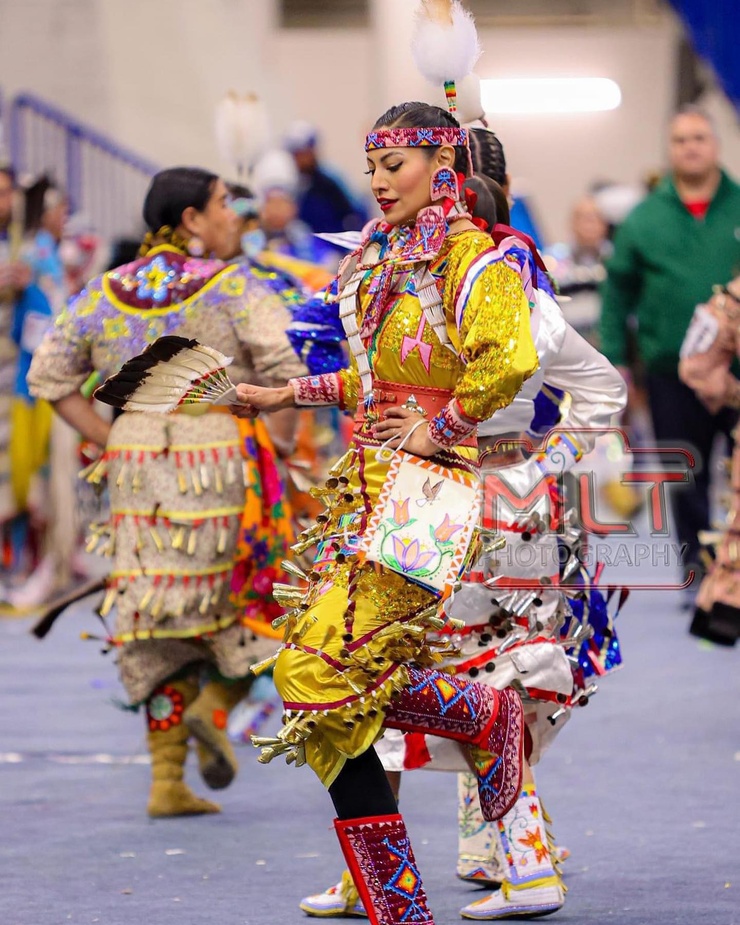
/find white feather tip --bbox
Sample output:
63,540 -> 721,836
191,343 -> 234,369
411,0 -> 481,86
215,92 -> 270,173
455,73 -> 485,125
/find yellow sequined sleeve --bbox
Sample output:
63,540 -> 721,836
338,361 -> 360,413
427,235 -> 538,449
444,238 -> 538,422
454,261 -> 537,421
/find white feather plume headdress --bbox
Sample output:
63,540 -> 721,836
215,91 -> 271,179
411,0 -> 481,114
455,73 -> 486,126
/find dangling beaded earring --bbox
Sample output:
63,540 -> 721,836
187,236 -> 205,257
430,165 -> 460,203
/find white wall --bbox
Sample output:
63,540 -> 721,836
0,0 -> 111,128
271,28 -> 374,192
473,21 -> 681,242
97,0 -> 281,174
0,0 -> 283,174
0,0 -> 737,243
272,9 -> 739,241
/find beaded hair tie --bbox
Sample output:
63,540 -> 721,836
138,225 -> 190,257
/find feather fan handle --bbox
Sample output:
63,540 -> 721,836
94,335 -> 237,415
411,0 -> 481,88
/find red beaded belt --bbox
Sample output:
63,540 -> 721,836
354,378 -> 477,448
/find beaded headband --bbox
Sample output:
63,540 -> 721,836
365,126 -> 469,152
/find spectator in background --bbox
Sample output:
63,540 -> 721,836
679,273 -> 740,644
0,166 -> 30,294
0,166 -> 29,589
545,196 -> 611,345
284,120 -> 367,234
59,213 -> 108,296
251,149 -> 337,270
12,176 -> 68,425
226,182 -> 260,258
600,106 -> 740,599
226,181 -> 333,291
6,176 -> 70,608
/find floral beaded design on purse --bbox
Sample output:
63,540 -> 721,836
359,424 -> 482,597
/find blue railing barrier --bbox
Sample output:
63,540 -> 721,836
9,93 -> 160,240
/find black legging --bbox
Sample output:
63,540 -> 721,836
328,747 -> 398,820
646,372 -> 736,568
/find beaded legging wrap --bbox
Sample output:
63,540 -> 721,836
383,667 -> 523,821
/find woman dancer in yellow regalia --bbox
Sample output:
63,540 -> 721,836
233,92 -> 539,925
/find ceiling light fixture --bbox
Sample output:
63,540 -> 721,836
480,77 -> 622,114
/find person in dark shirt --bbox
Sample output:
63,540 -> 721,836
284,121 -> 368,234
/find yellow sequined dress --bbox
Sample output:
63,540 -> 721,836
263,228 -> 538,786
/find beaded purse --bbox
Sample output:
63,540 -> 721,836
359,425 -> 481,596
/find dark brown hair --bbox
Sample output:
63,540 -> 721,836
372,102 -> 471,176
143,167 -> 218,232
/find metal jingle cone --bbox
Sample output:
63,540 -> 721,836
548,706 -> 569,726
510,590 -> 541,618
281,560 -> 309,581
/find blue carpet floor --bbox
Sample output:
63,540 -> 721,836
1,566 -> 739,925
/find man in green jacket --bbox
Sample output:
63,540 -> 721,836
600,106 -> 740,597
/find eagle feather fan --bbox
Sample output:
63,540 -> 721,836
94,335 -> 239,414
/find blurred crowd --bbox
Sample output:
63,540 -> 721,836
0,168 -> 108,609
1,105 -> 739,636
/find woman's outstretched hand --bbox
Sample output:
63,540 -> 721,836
372,406 -> 438,457
231,383 -> 295,418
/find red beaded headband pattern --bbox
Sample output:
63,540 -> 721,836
365,126 -> 469,151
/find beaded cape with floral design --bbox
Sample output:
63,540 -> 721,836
105,247 -> 226,310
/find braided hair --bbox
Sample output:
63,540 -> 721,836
468,127 -> 507,188
472,175 -> 509,226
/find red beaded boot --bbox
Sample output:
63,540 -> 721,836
383,667 -> 523,821
334,814 -> 434,925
